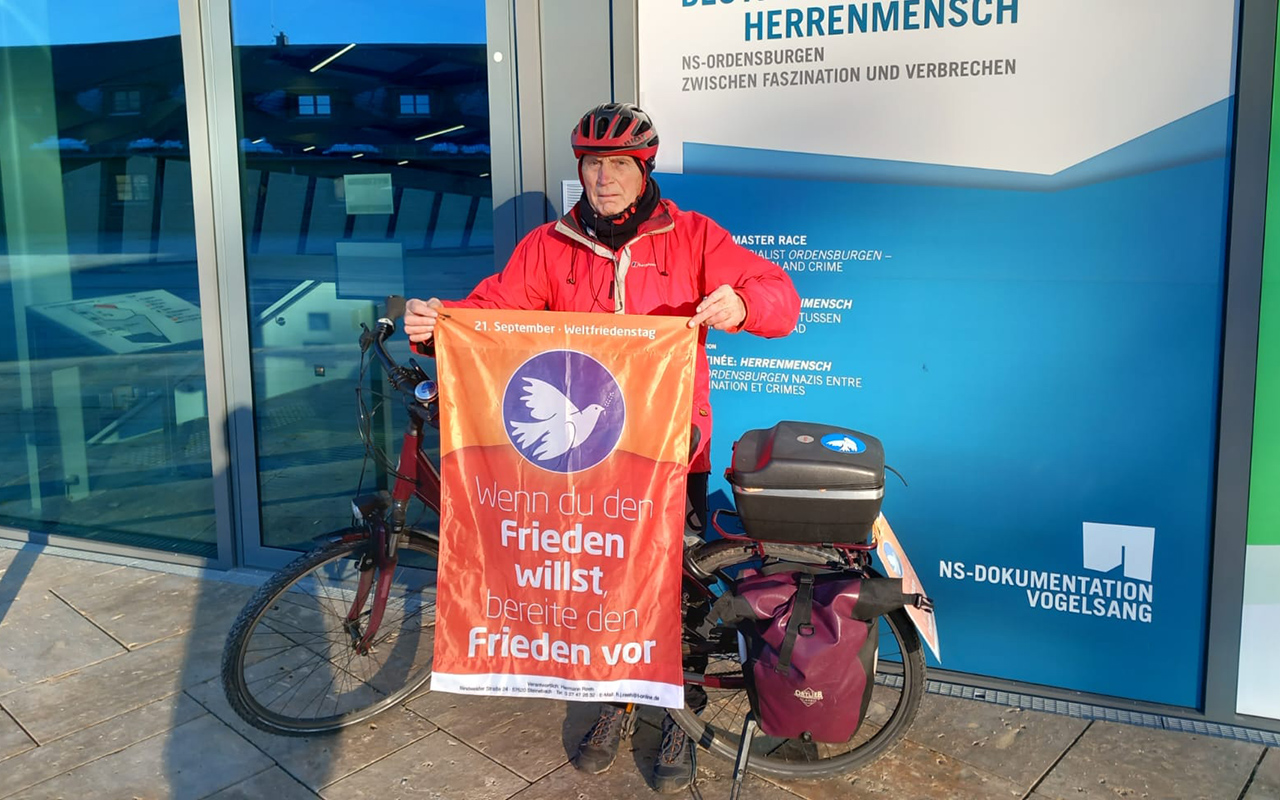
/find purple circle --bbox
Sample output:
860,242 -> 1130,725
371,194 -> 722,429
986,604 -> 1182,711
501,350 -> 625,473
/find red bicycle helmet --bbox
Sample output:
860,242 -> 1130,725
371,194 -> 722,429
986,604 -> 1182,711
571,103 -> 660,172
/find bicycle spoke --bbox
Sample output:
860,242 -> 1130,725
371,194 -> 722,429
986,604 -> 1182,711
225,537 -> 441,733
671,542 -> 926,779
244,646 -> 343,713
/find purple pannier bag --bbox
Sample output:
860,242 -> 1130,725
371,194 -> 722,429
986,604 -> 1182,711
721,570 -> 911,742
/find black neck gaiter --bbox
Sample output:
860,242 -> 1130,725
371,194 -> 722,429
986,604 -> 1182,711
575,177 -> 662,251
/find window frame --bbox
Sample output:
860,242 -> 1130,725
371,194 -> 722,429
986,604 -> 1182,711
296,93 -> 332,117
398,92 -> 431,117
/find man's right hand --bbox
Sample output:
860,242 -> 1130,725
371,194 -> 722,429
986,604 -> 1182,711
404,297 -> 444,344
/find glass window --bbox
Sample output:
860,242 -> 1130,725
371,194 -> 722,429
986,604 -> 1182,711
111,89 -> 142,115
229,1 -> 493,552
399,93 -> 430,116
0,2 -> 214,557
116,173 -> 152,202
297,94 -> 331,116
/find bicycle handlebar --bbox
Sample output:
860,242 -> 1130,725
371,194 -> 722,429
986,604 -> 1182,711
384,295 -> 407,322
362,295 -> 438,414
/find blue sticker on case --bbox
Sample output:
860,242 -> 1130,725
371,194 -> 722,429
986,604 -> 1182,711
821,433 -> 866,454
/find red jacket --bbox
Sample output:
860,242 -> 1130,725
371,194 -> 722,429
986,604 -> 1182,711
440,198 -> 800,472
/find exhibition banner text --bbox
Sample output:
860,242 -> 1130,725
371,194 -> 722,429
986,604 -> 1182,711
640,0 -> 1238,707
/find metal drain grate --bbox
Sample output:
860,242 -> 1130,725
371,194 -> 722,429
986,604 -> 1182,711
924,680 -> 1280,745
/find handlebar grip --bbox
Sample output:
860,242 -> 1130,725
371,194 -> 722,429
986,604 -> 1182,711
384,295 -> 407,322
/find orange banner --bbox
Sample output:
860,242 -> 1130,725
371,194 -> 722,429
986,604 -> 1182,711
430,308 -> 697,707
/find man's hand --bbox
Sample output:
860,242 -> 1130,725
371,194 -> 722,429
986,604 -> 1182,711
689,284 -> 747,331
404,297 -> 445,344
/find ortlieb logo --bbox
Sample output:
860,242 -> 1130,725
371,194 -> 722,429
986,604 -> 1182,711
794,687 -> 824,707
936,522 -> 1155,624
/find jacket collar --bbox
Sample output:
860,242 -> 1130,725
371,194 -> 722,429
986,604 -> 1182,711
555,199 -> 676,256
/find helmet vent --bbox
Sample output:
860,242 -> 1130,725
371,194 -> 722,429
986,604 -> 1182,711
571,103 -> 659,161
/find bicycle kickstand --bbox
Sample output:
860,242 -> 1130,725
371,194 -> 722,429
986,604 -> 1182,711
621,702 -> 638,739
728,711 -> 760,800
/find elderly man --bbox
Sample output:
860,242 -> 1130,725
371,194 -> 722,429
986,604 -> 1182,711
404,102 -> 799,793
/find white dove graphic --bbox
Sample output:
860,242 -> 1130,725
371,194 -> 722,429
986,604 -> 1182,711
508,377 -> 606,461
834,437 -> 861,453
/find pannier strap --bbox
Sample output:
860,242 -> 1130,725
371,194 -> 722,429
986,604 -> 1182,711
775,573 -> 815,675
690,573 -> 930,641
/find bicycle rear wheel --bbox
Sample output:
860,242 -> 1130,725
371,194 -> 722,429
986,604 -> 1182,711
672,539 -> 926,780
222,530 -> 439,735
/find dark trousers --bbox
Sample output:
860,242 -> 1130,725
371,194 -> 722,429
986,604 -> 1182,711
599,471 -> 711,716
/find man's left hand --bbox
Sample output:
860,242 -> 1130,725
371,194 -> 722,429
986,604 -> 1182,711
689,284 -> 746,331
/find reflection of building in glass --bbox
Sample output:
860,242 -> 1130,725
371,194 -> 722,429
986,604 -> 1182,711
233,38 -> 495,302
12,35 -> 492,260
0,30 -> 494,558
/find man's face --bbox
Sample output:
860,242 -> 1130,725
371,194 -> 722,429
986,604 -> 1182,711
580,154 -> 645,217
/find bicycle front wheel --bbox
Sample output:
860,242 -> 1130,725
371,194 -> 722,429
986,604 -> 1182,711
672,539 -> 926,780
221,531 -> 440,735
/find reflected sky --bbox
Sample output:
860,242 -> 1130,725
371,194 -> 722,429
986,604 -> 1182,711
0,0 -> 485,47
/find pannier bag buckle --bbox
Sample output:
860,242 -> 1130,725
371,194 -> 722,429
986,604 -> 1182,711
798,623 -> 815,636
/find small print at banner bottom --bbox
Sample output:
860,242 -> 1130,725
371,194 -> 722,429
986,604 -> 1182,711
431,308 -> 697,708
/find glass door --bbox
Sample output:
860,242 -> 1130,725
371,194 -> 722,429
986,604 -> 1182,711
225,0 -> 500,556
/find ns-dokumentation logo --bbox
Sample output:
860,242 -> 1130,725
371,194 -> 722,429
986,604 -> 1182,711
502,350 -> 625,473
938,522 -> 1156,624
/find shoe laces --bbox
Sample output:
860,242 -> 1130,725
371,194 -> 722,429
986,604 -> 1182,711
586,708 -> 625,747
659,715 -> 689,764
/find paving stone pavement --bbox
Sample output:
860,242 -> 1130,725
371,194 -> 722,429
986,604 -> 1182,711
1,542 -> 1276,800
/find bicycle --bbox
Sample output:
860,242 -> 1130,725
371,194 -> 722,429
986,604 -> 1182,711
221,298 -> 927,783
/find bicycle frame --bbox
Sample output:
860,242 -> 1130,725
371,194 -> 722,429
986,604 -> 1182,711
347,311 -> 901,676
343,324 -> 444,655
227,301 -> 930,782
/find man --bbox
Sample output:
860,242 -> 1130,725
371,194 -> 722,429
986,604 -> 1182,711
404,102 -> 799,793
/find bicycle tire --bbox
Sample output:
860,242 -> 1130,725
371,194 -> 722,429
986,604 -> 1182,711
671,539 -> 925,780
222,531 -> 440,735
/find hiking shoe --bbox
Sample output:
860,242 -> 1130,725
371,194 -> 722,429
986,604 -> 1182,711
652,713 -> 695,794
573,705 -> 627,774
